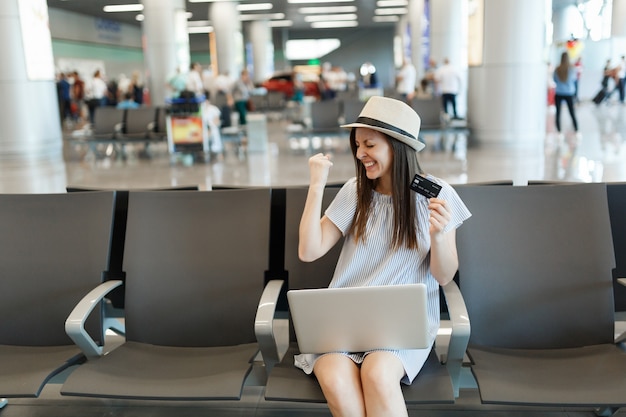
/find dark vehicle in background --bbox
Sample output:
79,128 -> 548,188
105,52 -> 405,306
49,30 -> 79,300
261,72 -> 320,100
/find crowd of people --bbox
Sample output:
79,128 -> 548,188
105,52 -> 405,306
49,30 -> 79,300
547,51 -> 625,140
56,69 -> 145,127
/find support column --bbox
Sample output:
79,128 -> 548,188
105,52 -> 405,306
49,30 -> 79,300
249,20 -> 273,84
429,0 -> 468,117
613,0 -> 626,37
468,0 -> 548,144
0,0 -> 61,160
142,0 -> 189,105
395,15 -> 409,68
408,0 -> 426,78
210,2 -> 243,79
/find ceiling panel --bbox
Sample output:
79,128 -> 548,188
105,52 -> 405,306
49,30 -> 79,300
46,0 -> 392,32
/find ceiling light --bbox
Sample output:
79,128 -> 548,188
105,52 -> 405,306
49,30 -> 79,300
103,4 -> 144,13
288,0 -> 354,4
376,0 -> 408,6
374,7 -> 408,15
188,26 -> 214,34
286,38 -> 340,60
136,14 -> 144,21
305,13 -> 357,22
298,6 -> 357,13
239,13 -> 285,21
373,15 -> 399,22
237,3 -> 273,12
311,20 -> 358,28
188,20 -> 211,27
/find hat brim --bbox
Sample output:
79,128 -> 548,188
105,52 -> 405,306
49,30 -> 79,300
341,122 -> 426,152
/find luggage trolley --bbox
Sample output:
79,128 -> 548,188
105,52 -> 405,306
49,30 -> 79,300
165,93 -> 209,163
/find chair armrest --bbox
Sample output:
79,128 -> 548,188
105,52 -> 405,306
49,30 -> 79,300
65,280 -> 124,360
440,280 -> 471,397
254,279 -> 284,375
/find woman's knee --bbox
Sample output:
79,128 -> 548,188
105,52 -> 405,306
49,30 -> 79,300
315,355 -> 359,395
360,352 -> 405,395
314,355 -> 365,415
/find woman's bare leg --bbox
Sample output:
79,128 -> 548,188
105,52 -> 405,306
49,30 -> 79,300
314,353 -> 366,417
360,351 -> 408,417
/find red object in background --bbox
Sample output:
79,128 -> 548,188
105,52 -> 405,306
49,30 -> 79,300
548,87 -> 556,106
143,88 -> 151,107
261,73 -> 319,99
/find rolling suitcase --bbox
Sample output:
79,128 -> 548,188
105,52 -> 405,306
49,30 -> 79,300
593,88 -> 607,105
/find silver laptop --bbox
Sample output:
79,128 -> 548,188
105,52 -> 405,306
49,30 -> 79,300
287,283 -> 429,354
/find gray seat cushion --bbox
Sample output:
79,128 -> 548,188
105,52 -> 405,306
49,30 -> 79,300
61,341 -> 258,400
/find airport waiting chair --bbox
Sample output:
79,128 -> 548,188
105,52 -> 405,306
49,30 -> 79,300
454,183 -> 626,415
309,100 -> 341,134
91,107 -> 125,140
121,107 -> 157,141
409,97 -> 445,131
61,189 -> 274,401
256,185 -> 469,410
267,90 -> 286,111
607,182 -> 626,344
0,192 -> 115,398
607,182 -> 626,314
77,107 -> 126,159
341,98 -> 365,125
151,106 -> 168,141
65,185 -> 200,327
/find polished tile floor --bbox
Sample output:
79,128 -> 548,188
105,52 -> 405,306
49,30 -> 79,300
1,100 -> 625,194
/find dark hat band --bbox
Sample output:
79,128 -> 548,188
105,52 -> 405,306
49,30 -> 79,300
355,116 -> 416,141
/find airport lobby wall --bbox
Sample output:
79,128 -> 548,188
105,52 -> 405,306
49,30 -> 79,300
49,7 -> 397,90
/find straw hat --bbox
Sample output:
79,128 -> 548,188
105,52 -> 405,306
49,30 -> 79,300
341,96 -> 424,152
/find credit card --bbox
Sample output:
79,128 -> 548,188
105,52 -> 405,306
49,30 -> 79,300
410,174 -> 442,198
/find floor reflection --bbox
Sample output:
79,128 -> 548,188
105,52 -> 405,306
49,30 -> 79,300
1,102 -> 626,193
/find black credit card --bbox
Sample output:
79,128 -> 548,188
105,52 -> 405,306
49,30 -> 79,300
410,174 -> 442,198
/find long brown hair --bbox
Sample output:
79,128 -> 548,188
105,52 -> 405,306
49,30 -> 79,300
347,129 -> 423,250
555,52 -> 571,83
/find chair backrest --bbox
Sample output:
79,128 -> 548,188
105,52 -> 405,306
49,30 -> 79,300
154,106 -> 167,137
410,98 -> 442,130
124,107 -> 157,137
0,192 -> 114,346
122,189 -> 271,347
284,186 -> 343,342
310,100 -> 341,131
284,186 -> 343,291
250,94 -> 268,112
267,91 -> 285,109
93,107 -> 125,136
607,182 -> 626,312
455,184 -> 616,349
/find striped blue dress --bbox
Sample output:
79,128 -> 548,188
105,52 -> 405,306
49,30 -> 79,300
294,176 -> 471,384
